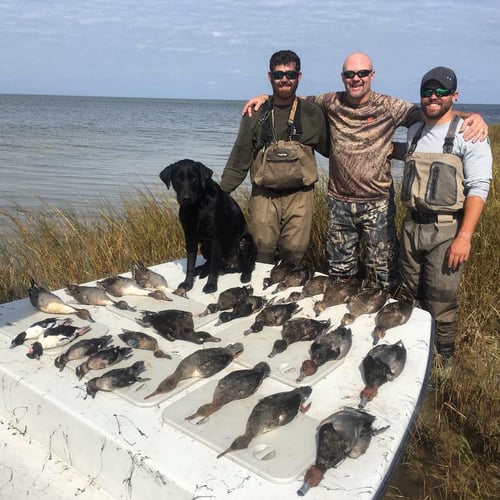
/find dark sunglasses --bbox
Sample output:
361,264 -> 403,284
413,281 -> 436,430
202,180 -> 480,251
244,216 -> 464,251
271,70 -> 299,80
342,69 -> 372,79
420,87 -> 454,98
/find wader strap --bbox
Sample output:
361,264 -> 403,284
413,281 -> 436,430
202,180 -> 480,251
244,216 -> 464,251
407,114 -> 461,156
407,123 -> 425,156
287,98 -> 302,141
443,115 -> 461,153
259,97 -> 302,147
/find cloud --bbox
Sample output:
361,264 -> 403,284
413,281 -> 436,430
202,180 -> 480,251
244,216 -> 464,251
0,0 -> 498,102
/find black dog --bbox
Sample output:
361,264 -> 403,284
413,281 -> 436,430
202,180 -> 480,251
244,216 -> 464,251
160,159 -> 257,293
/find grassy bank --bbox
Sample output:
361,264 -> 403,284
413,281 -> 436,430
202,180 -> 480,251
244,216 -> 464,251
1,127 -> 499,499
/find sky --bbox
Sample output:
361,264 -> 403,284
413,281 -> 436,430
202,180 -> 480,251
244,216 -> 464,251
0,0 -> 498,104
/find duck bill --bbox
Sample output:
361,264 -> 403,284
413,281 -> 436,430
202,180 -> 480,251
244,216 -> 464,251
297,481 -> 311,496
300,401 -> 312,413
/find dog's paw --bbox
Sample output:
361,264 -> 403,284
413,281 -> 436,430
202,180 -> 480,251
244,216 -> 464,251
240,272 -> 252,283
177,281 -> 193,293
203,283 -> 217,294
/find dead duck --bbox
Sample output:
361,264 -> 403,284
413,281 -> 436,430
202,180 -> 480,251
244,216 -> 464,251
65,284 -> 135,311
26,324 -> 92,360
54,335 -> 113,371
297,407 -> 389,496
215,295 -> 267,326
268,318 -> 331,358
372,299 -> 414,345
341,287 -> 389,326
28,278 -> 94,322
244,301 -> 300,335
217,386 -> 312,459
297,326 -> 352,382
86,361 -> 150,399
199,285 -> 254,317
144,343 -> 244,400
313,279 -> 361,316
271,262 -> 315,294
185,361 -> 271,424
285,275 -> 331,302
97,275 -> 169,301
137,309 -> 220,344
262,260 -> 296,290
118,329 -> 171,358
75,346 -> 133,379
359,340 -> 407,408
10,317 -> 74,348
131,260 -> 171,294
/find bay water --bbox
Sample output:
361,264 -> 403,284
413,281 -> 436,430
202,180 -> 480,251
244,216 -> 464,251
1,93 -> 499,231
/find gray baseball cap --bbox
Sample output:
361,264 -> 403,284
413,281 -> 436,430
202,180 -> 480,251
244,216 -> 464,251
420,66 -> 457,92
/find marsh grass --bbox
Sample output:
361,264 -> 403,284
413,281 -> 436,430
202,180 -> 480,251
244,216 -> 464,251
0,190 -> 185,301
0,127 -> 499,499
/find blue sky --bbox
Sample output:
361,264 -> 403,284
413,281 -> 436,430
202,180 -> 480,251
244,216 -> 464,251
1,0 -> 498,104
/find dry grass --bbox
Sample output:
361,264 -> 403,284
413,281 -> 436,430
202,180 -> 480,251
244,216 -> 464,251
0,189 -> 184,302
0,127 -> 499,499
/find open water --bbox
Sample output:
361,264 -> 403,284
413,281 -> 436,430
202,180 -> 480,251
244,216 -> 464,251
1,93 -> 499,229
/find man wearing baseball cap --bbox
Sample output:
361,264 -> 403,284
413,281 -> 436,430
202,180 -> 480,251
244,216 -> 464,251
399,66 -> 492,367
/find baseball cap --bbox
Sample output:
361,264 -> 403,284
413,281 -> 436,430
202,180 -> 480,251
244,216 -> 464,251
420,66 -> 457,92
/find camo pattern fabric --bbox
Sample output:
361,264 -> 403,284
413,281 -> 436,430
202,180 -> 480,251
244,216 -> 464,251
309,91 -> 421,202
326,195 -> 399,291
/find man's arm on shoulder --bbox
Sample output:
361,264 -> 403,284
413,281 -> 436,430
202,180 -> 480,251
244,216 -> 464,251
242,95 -> 270,117
454,111 -> 488,143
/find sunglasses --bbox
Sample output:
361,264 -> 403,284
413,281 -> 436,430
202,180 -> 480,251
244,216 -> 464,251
271,70 -> 299,80
342,69 -> 372,79
420,87 -> 454,98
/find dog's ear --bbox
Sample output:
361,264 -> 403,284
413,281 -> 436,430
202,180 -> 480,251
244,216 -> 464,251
159,164 -> 174,188
195,161 -> 213,189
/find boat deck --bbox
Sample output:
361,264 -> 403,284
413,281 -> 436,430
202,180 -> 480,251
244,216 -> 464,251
0,261 -> 432,499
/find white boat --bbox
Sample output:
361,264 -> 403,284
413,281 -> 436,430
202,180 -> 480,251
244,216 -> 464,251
0,261 -> 433,499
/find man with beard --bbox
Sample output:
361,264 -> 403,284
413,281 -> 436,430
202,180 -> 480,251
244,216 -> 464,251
220,50 -> 329,264
243,53 -> 487,292
399,66 -> 492,365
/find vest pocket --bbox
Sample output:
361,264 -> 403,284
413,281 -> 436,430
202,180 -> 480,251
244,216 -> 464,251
401,160 -> 415,202
425,161 -> 458,207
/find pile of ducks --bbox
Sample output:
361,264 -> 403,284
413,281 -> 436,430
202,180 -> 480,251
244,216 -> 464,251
11,258 -> 420,493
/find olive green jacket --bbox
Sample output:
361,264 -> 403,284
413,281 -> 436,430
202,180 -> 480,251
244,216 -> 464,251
220,99 -> 329,193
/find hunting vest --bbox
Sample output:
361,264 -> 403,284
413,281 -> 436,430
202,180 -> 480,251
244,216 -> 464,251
401,115 -> 465,213
251,98 -> 318,191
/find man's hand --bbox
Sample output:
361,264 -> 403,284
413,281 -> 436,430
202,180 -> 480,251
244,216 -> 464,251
447,233 -> 472,270
458,113 -> 488,143
242,95 -> 269,116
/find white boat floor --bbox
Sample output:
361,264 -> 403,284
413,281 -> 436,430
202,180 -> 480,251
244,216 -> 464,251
0,420 -> 112,500
0,260 -> 433,500
162,379 -> 319,483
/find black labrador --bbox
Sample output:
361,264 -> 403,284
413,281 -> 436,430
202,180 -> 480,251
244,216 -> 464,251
160,159 -> 257,293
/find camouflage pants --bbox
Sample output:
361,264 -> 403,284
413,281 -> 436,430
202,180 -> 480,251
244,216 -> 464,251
399,213 -> 464,355
326,195 -> 399,291
248,185 -> 314,264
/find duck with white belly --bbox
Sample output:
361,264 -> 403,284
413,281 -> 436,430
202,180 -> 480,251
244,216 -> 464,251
10,317 -> 74,348
26,323 -> 92,360
28,278 -> 94,322
97,275 -> 169,301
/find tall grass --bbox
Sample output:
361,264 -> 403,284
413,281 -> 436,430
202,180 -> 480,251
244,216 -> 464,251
0,190 -> 185,302
0,127 -> 499,498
